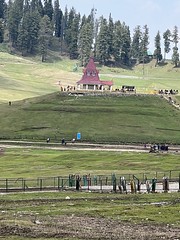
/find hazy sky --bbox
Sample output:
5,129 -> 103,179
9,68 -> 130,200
60,0 -> 180,55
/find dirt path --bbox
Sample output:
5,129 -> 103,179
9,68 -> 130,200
1,140 -> 180,153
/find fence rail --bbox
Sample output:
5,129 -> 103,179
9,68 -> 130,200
0,172 -> 179,193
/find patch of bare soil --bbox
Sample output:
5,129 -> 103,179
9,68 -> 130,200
0,215 -> 179,239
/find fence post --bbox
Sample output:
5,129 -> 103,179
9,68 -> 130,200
6,179 -> 8,192
39,179 -> 42,191
58,177 -> 60,190
69,175 -> 72,187
61,179 -> 64,188
100,179 -> 103,192
105,177 -> 108,185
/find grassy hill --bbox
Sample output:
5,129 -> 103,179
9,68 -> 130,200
0,51 -> 180,144
0,92 -> 180,144
0,52 -> 80,103
0,52 -> 180,103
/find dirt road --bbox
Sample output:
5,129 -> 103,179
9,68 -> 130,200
1,140 -> 180,153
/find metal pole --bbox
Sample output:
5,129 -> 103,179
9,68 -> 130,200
58,177 -> 60,190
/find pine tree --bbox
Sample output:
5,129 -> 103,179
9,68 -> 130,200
64,7 -> 74,44
64,7 -> 80,58
68,12 -> 80,59
31,0 -> 44,16
0,19 -> 4,43
8,0 -> 24,47
43,0 -> 53,21
96,17 -> 109,64
17,5 -> 30,54
28,10 -> 40,53
172,26 -> 179,67
80,15 -> 87,29
17,1 -> 40,55
0,0 -> 6,19
59,7 -> 68,53
64,7 -> 74,53
154,31 -> 162,66
93,19 -> 99,58
131,25 -> 141,62
120,24 -> 131,66
139,24 -> 149,63
163,29 -> 171,61
107,14 -> 114,59
78,22 -> 93,66
39,15 -> 53,61
113,20 -> 123,64
87,8 -> 97,41
54,0 -> 63,38
0,0 -> 5,43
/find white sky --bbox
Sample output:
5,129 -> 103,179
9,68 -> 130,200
60,0 -> 180,57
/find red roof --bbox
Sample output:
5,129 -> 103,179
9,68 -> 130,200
77,58 -> 113,86
101,81 -> 113,86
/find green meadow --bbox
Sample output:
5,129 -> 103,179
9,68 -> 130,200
0,93 -> 180,144
0,52 -> 180,145
0,51 -> 179,238
0,51 -> 180,103
0,147 -> 179,237
0,148 -> 179,178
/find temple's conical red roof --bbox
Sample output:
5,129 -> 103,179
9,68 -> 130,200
77,57 -> 101,84
85,57 -> 98,71
77,57 -> 113,86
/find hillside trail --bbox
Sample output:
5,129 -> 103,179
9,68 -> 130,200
0,140 -> 180,153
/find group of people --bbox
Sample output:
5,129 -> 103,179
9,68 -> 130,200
158,89 -> 178,95
149,144 -> 168,153
46,137 -> 76,145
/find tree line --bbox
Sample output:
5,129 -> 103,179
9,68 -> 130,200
0,0 -> 179,67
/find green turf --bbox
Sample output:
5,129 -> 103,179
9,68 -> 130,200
1,52 -> 180,144
0,52 -> 80,103
0,52 -> 179,238
0,148 -> 179,178
0,148 -> 179,233
0,191 -> 179,226
0,93 -> 180,144
0,52 -> 180,103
